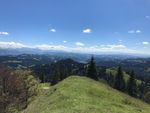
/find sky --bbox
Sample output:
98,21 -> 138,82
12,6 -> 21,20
0,0 -> 150,54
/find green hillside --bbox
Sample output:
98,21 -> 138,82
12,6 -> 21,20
106,68 -> 141,84
22,76 -> 150,113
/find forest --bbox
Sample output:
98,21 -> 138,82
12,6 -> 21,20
0,56 -> 150,113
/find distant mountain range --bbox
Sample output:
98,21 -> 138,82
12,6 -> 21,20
0,49 -> 150,80
0,48 -> 150,59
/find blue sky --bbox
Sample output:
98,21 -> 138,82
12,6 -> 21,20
0,0 -> 150,54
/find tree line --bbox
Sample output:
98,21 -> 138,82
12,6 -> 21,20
28,56 -> 150,103
46,56 -> 150,103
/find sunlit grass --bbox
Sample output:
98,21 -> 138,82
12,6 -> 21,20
22,76 -> 150,113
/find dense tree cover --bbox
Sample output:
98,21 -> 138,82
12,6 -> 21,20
87,56 -> 98,80
32,58 -> 86,85
140,81 -> 150,103
114,66 -> 126,91
144,91 -> 150,103
1,54 -> 150,81
33,64 -> 52,83
127,71 -> 137,97
0,66 -> 39,113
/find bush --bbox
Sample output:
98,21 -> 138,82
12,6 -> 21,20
0,66 -> 39,113
144,91 -> 150,104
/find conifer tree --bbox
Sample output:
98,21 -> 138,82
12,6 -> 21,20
127,70 -> 137,97
51,68 -> 60,85
87,56 -> 98,80
108,72 -> 114,87
139,81 -> 145,99
114,66 -> 125,91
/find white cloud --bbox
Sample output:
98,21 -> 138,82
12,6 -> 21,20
75,42 -> 85,46
0,32 -> 9,35
128,30 -> 135,34
0,41 -> 26,49
142,42 -> 149,45
70,44 -> 136,54
34,44 -> 67,51
106,44 -> 126,49
145,16 -> 150,19
128,30 -> 141,34
0,41 -> 68,51
136,30 -> 141,33
63,41 -> 67,43
83,28 -> 91,34
50,29 -> 56,32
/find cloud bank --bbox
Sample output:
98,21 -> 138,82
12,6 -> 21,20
128,30 -> 141,34
0,41 -> 137,54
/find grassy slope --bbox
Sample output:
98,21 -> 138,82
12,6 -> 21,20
22,76 -> 150,113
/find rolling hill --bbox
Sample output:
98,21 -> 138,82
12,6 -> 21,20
22,76 -> 150,113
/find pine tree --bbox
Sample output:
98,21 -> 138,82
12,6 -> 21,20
127,70 -> 137,97
87,56 -> 98,80
139,81 -> 145,99
99,67 -> 106,79
114,66 -> 125,91
108,72 -> 114,87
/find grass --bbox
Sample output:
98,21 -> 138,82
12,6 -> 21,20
22,76 -> 150,113
40,83 -> 50,90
